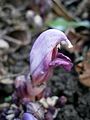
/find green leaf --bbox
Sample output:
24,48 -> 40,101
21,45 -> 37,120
69,21 -> 90,28
47,18 -> 68,31
4,96 -> 12,102
47,18 -> 90,31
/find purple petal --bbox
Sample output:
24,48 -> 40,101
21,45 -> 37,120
30,29 -> 73,84
15,75 -> 46,99
49,53 -> 73,71
30,29 -> 70,73
22,113 -> 37,120
15,75 -> 29,99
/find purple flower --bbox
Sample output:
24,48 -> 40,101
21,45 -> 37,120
14,75 -> 46,100
30,29 -> 73,86
22,113 -> 37,120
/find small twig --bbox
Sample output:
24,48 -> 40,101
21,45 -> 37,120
52,0 -> 75,21
3,35 -> 23,45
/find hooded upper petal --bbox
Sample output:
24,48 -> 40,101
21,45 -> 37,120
30,29 -> 73,85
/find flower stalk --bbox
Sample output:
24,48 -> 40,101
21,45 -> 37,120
13,29 -> 73,120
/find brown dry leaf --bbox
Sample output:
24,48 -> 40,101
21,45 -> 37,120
1,28 -> 31,53
75,62 -> 84,74
66,28 -> 87,53
76,50 -> 90,87
4,28 -> 31,46
52,0 -> 74,21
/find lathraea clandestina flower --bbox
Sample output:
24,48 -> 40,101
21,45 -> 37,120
30,29 -> 73,86
22,113 -> 37,120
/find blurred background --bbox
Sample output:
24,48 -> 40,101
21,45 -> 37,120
0,0 -> 90,120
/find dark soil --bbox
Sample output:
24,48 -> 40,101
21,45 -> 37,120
0,0 -> 90,120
